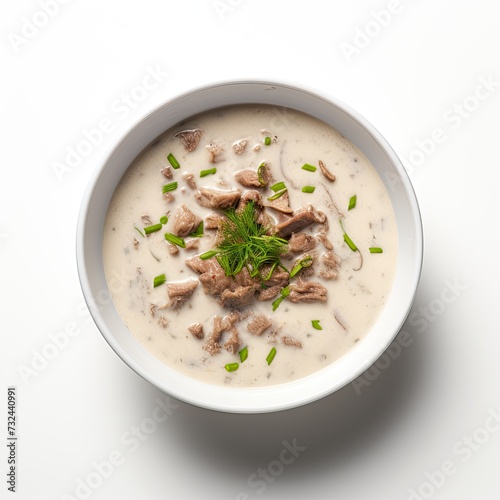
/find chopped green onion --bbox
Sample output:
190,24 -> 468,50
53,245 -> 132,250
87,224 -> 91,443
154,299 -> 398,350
257,162 -> 268,186
369,247 -> 383,253
302,186 -> 316,193
289,256 -> 313,279
199,249 -> 218,260
164,233 -> 186,248
200,167 -> 217,178
272,285 -> 290,310
134,226 -> 145,237
264,136 -> 272,146
348,195 -> 357,210
239,347 -> 248,363
270,181 -> 286,192
153,274 -> 166,288
190,221 -> 204,238
311,320 -> 322,330
302,163 -> 317,172
144,223 -> 162,235
267,189 -> 287,201
167,153 -> 180,169
339,220 -> 358,252
280,285 -> 290,298
162,181 -> 178,193
225,362 -> 239,372
266,347 -> 277,366
159,215 -> 168,225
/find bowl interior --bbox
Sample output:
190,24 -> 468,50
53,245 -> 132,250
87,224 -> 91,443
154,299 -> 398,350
77,80 -> 423,413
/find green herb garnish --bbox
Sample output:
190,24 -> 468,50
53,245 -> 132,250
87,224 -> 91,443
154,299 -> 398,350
339,220 -> 358,252
270,181 -> 286,192
264,136 -> 272,146
257,162 -> 269,186
160,215 -> 168,225
200,168 -> 217,178
190,221 -> 204,238
289,256 -> 313,279
267,189 -> 287,201
272,285 -> 290,311
311,320 -> 322,330
207,201 -> 288,281
369,247 -> 383,253
144,223 -> 162,235
302,163 -> 317,172
348,195 -> 357,210
134,226 -> 145,237
225,362 -> 239,372
239,347 -> 248,363
302,186 -> 316,193
266,347 -> 277,366
153,274 -> 166,288
199,249 -> 218,260
164,233 -> 186,248
162,182 -> 178,193
167,153 -> 180,169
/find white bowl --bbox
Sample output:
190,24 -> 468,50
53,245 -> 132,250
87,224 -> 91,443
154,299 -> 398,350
76,79 -> 423,413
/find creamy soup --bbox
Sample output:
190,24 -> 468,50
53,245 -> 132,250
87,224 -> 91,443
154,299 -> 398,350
103,105 -> 398,387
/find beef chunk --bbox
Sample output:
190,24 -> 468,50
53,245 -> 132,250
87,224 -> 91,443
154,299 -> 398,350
266,190 -> 293,214
173,204 -> 201,237
319,250 -> 341,280
167,280 -> 198,309
288,280 -> 327,303
232,139 -> 249,155
185,256 -> 234,296
195,187 -> 241,209
258,285 -> 282,301
204,312 -> 240,355
281,336 -> 303,348
161,166 -> 173,179
188,323 -> 204,339
247,315 -> 273,336
220,285 -> 258,309
319,159 -> 335,182
182,172 -> 197,189
275,206 -> 326,239
288,232 -> 317,253
204,212 -> 227,230
206,142 -> 224,163
234,169 -> 263,188
224,327 -> 241,354
174,129 -> 203,152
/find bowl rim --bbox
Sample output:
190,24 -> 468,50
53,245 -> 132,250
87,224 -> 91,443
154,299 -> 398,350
76,78 -> 423,413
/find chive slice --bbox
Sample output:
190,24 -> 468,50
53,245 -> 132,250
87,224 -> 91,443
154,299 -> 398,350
289,256 -> 313,279
239,347 -> 248,363
280,285 -> 290,298
167,153 -> 180,169
257,162 -> 268,186
339,220 -> 358,252
160,215 -> 168,225
162,181 -> 178,193
264,136 -> 272,146
266,347 -> 277,366
190,221 -> 204,238
311,320 -> 322,330
348,195 -> 357,210
144,223 -> 162,235
200,167 -> 217,178
302,163 -> 317,172
153,274 -> 166,288
225,362 -> 239,372
270,181 -> 286,192
369,247 -> 383,253
302,186 -> 316,194
199,249 -> 218,260
134,226 -> 145,237
272,296 -> 284,311
164,233 -> 186,248
267,189 -> 287,201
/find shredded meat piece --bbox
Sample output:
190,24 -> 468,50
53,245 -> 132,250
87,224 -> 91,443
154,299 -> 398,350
234,169 -> 264,188
204,312 -> 240,355
161,167 -> 173,179
220,285 -> 258,309
173,204 -> 202,237
258,285 -> 282,301
281,336 -> 303,348
182,172 -> 197,189
204,212 -> 226,230
167,280 -> 198,309
174,129 -> 203,152
195,187 -> 241,209
188,323 -> 204,339
288,232 -> 317,253
224,327 -> 241,354
206,142 -> 224,162
261,266 -> 289,288
320,250 -> 341,280
275,206 -> 326,238
185,239 -> 200,250
186,256 -> 234,296
319,160 -> 335,182
266,189 -> 293,214
163,192 -> 175,203
232,139 -> 248,155
247,315 -> 273,336
288,279 -> 327,303
316,230 -> 333,250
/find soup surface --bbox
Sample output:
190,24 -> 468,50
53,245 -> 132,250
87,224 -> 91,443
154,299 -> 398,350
103,105 -> 398,387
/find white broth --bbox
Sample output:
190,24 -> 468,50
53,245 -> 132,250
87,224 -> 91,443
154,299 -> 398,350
103,105 -> 398,387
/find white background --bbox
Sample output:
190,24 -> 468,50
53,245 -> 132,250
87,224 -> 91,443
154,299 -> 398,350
2,1 -> 499,499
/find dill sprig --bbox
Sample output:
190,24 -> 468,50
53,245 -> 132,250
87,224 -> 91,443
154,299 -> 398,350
206,201 -> 288,281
